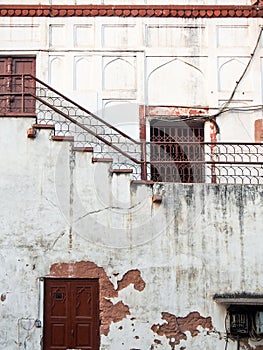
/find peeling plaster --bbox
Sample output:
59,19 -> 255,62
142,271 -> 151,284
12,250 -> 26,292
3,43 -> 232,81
49,261 -> 145,336
151,311 -> 213,347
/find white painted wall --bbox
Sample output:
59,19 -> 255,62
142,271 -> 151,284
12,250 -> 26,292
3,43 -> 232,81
0,9 -> 262,350
0,16 -> 262,142
0,117 -> 262,350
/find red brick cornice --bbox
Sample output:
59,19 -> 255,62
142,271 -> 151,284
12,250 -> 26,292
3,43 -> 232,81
0,5 -> 262,18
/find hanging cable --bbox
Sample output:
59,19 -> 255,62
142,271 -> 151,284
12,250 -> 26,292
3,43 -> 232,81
214,27 -> 263,118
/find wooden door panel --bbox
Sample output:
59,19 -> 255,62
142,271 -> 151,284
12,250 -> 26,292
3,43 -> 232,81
44,279 -> 99,350
11,57 -> 35,113
45,281 -> 69,350
72,282 -> 99,349
0,56 -> 35,114
0,58 -> 9,113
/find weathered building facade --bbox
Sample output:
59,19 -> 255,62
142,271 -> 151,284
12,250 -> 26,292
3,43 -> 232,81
0,1 -> 262,349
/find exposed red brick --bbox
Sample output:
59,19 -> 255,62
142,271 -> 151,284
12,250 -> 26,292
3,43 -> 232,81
152,311 -> 213,345
156,9 -> 163,16
52,9 -> 59,16
0,5 -> 261,18
49,261 -> 145,336
83,9 -> 90,16
99,9 -> 107,16
139,9 -> 147,16
36,9 -> 43,16
101,299 -> 130,335
143,105 -> 209,118
178,10 -> 185,16
255,119 -> 263,142
117,269 -> 146,292
107,9 -> 114,16
210,122 -> 217,143
147,9 -> 155,16
91,9 -> 99,16
27,127 -> 36,139
60,9 -> 67,16
131,9 -> 139,16
68,9 -> 75,16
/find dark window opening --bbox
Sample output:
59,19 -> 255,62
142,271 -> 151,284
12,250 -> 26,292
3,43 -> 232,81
150,119 -> 205,183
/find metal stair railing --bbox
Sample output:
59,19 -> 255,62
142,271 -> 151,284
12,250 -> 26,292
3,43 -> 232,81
0,73 -> 262,184
0,73 -> 147,179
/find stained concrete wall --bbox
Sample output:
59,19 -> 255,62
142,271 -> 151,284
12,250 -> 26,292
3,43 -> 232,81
0,117 -> 262,349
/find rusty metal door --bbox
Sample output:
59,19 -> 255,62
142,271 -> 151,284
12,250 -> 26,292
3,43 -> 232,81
44,279 -> 100,350
0,56 -> 35,114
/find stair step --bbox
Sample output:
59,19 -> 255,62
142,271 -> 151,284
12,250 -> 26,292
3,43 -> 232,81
111,169 -> 133,174
92,157 -> 113,163
33,123 -> 55,130
52,135 -> 74,142
27,128 -> 36,139
131,180 -> 154,185
73,146 -> 94,152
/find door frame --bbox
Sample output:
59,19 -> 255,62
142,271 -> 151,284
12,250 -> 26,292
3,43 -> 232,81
43,277 -> 100,350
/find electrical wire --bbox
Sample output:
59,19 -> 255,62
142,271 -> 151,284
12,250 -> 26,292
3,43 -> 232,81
147,27 -> 263,124
214,27 -> 263,118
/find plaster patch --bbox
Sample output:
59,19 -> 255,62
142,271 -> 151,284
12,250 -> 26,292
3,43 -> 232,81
151,311 -> 213,346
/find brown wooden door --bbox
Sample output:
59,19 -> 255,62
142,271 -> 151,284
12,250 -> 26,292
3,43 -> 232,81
44,279 -> 100,350
0,56 -> 35,114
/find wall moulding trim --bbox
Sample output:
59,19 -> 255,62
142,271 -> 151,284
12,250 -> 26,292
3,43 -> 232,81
0,5 -> 262,18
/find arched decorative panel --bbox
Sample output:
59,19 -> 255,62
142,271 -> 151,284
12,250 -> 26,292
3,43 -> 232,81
103,57 -> 136,91
147,58 -> 206,106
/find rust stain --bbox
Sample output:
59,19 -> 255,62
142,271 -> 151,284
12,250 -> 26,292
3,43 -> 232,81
151,311 -> 213,346
117,269 -> 146,292
49,261 -> 145,336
